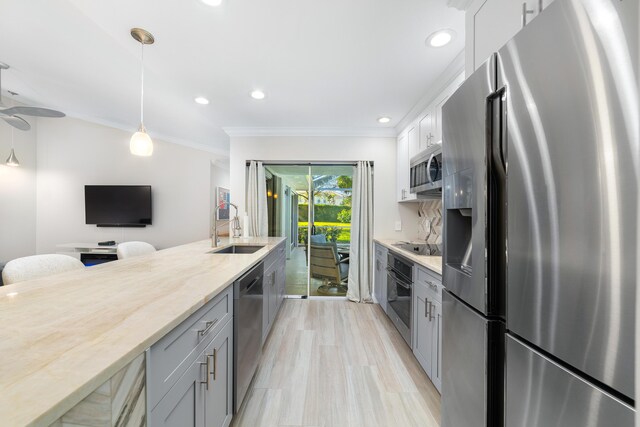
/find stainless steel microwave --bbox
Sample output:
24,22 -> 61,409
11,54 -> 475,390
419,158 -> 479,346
410,145 -> 442,196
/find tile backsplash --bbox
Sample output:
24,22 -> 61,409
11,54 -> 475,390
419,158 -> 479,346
417,200 -> 442,244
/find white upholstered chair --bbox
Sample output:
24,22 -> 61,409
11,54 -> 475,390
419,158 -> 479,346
116,241 -> 156,260
1,254 -> 84,285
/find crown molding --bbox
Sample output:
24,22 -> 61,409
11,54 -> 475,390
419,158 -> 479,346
211,158 -> 230,170
447,0 -> 475,11
222,126 -> 397,138
394,50 -> 465,135
60,112 -> 230,158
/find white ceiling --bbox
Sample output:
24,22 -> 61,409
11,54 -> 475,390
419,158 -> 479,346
0,0 -> 464,155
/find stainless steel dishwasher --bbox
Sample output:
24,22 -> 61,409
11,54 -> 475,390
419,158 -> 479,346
233,262 -> 263,413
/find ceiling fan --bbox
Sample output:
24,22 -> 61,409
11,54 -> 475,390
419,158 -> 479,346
0,62 -> 65,131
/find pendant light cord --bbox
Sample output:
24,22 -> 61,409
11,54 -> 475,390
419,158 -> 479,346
140,42 -> 144,128
9,96 -> 14,148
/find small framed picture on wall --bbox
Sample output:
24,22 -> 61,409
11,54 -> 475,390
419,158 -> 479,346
216,187 -> 230,220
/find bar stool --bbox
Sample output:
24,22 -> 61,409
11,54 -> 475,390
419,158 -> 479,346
116,241 -> 156,260
2,254 -> 84,285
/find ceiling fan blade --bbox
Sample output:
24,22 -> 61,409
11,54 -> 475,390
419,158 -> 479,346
1,105 -> 65,118
2,115 -> 31,131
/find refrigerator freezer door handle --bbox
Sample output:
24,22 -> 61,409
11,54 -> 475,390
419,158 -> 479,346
486,87 -> 507,316
499,92 -> 507,170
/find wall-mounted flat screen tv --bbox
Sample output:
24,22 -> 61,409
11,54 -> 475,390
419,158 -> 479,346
85,185 -> 152,227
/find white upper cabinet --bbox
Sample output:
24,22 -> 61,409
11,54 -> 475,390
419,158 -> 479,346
418,110 -> 434,152
407,126 -> 419,160
397,133 -> 416,202
434,73 -> 464,143
396,69 -> 464,203
465,0 -> 554,75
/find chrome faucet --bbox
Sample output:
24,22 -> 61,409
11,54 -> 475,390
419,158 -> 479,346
212,202 -> 241,247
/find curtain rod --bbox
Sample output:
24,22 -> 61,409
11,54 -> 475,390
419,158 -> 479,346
245,161 -> 373,166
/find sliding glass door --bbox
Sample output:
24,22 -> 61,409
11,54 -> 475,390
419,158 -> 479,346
308,165 -> 353,296
265,165 -> 310,298
264,164 -> 353,298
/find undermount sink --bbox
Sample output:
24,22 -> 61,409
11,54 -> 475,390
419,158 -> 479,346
209,245 -> 265,254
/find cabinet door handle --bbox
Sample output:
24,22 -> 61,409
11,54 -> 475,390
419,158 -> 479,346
425,298 -> 429,319
522,2 -> 534,27
429,302 -> 435,321
198,318 -> 219,336
212,348 -> 218,381
538,0 -> 543,13
200,354 -> 212,389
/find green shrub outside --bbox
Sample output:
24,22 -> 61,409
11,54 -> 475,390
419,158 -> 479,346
298,226 -> 351,244
298,204 -> 350,223
336,209 -> 351,223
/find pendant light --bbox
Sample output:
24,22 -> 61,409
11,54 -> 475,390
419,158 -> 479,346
6,145 -> 20,167
130,28 -> 155,156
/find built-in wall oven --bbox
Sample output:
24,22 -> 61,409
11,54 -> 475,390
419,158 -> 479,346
386,252 -> 414,346
410,145 -> 442,196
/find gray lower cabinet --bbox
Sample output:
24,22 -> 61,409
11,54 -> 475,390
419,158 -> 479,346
204,320 -> 233,427
373,243 -> 388,312
412,266 -> 442,392
150,319 -> 233,427
262,242 -> 286,344
148,285 -> 234,427
413,282 -> 434,380
276,259 -> 286,312
430,299 -> 442,390
148,352 -> 205,427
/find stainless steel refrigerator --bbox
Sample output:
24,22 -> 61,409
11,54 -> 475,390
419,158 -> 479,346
441,0 -> 638,426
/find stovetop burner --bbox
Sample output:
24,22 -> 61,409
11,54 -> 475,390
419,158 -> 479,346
392,242 -> 442,256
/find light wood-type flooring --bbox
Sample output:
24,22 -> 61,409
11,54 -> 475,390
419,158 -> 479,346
232,300 -> 441,427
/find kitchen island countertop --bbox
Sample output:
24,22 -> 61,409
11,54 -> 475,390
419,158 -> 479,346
0,237 -> 285,427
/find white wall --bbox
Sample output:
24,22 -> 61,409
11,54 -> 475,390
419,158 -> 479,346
229,136 -> 419,241
35,117 -> 219,253
210,161 -> 231,235
0,119 -> 37,265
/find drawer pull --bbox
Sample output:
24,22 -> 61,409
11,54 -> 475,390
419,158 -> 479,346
198,318 -> 219,336
427,281 -> 438,292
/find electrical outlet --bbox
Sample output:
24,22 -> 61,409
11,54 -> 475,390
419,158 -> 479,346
395,221 -> 402,231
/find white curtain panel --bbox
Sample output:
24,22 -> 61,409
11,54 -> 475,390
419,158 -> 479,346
246,161 -> 269,237
347,161 -> 374,303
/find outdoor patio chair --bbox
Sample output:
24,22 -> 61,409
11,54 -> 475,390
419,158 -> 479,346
309,242 -> 349,295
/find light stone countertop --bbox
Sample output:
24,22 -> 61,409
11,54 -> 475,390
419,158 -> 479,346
0,237 -> 285,427
374,238 -> 442,275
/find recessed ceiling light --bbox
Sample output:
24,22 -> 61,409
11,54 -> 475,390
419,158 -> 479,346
201,0 -> 222,6
194,96 -> 210,105
378,117 -> 391,124
426,29 -> 455,48
251,90 -> 266,100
